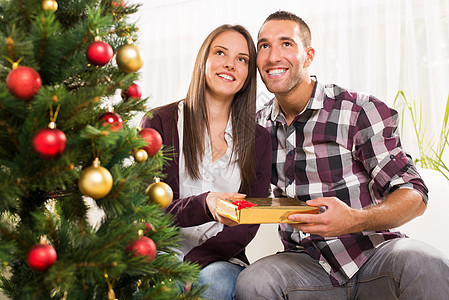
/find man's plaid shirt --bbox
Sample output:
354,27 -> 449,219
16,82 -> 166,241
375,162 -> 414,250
256,78 -> 428,286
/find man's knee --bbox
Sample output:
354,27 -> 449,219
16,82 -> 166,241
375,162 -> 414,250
373,238 -> 449,297
388,239 -> 449,271
235,255 -> 283,299
367,238 -> 449,292
235,260 -> 271,291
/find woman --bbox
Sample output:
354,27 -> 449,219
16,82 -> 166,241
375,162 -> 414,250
140,24 -> 271,299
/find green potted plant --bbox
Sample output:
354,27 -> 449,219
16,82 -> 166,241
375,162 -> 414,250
394,91 -> 449,180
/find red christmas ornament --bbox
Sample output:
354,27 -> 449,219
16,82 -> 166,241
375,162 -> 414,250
125,236 -> 157,262
139,128 -> 162,156
6,66 -> 42,100
112,0 -> 126,9
121,83 -> 142,101
32,122 -> 67,159
27,243 -> 57,272
86,40 -> 114,66
99,112 -> 123,131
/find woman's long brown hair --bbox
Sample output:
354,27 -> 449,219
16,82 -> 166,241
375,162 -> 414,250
182,24 -> 257,194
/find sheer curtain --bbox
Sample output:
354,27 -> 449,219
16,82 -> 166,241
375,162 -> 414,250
129,0 -> 449,157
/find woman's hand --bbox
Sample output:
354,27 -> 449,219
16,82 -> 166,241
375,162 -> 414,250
206,192 -> 245,226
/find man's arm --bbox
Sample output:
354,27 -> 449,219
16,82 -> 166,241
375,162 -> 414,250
288,188 -> 426,237
288,96 -> 427,237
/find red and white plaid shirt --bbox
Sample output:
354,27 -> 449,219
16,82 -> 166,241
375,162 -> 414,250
256,78 -> 428,286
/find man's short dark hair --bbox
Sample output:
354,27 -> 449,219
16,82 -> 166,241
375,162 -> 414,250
262,10 -> 312,49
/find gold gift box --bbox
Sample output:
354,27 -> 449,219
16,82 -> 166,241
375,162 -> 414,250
216,197 -> 319,224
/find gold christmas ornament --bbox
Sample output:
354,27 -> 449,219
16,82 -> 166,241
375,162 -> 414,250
145,178 -> 173,208
78,158 -> 113,199
133,149 -> 148,163
42,0 -> 58,11
116,43 -> 144,73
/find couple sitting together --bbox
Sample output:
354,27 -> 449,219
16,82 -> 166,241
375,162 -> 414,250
140,10 -> 449,300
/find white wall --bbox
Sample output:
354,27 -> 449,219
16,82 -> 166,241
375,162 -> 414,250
129,0 -> 449,159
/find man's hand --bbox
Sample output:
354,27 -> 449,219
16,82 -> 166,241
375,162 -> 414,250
206,192 -> 245,227
287,189 -> 426,237
287,197 -> 361,237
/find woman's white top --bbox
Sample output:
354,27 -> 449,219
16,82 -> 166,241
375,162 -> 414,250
176,101 -> 243,265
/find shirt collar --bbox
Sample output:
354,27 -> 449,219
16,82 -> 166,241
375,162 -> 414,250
224,114 -> 233,144
269,99 -> 282,122
308,76 -> 325,110
268,76 -> 324,123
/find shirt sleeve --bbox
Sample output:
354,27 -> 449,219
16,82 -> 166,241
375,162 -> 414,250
352,96 -> 428,203
165,192 -> 215,227
184,224 -> 259,267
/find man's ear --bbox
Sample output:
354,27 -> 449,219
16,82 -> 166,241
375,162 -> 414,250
304,47 -> 315,68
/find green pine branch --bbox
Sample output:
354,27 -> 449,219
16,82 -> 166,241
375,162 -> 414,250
0,0 -> 201,299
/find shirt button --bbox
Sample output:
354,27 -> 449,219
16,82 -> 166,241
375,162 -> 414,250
390,154 -> 395,159
308,247 -> 314,252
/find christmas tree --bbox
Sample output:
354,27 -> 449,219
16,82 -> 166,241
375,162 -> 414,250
0,0 -> 201,299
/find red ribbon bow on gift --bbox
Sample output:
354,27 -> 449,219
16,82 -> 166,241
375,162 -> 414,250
231,200 -> 258,210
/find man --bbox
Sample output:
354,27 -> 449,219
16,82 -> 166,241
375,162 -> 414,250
235,10 -> 449,299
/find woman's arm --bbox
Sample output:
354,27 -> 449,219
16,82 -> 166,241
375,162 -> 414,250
184,126 -> 273,267
184,223 -> 259,267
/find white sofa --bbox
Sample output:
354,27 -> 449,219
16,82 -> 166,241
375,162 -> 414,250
246,168 -> 449,263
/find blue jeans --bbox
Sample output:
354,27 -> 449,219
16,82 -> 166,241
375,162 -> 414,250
235,238 -> 449,299
184,261 -> 244,300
